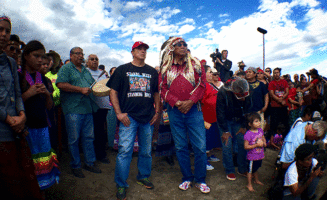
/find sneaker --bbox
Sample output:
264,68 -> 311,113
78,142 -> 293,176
195,183 -> 210,194
72,168 -> 85,178
179,181 -> 192,191
137,178 -> 154,189
84,164 -> 102,174
116,187 -> 126,200
226,173 -> 236,181
206,161 -> 214,171
208,155 -> 220,162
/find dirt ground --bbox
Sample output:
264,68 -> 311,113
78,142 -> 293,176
45,148 -> 327,200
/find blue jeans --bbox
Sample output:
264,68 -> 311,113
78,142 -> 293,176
107,108 -> 117,148
114,116 -> 153,188
167,105 -> 207,183
218,120 -> 247,174
65,113 -> 96,169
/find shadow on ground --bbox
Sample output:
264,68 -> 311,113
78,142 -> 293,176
46,148 -> 327,200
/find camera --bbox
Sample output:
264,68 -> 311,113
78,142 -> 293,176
210,48 -> 222,62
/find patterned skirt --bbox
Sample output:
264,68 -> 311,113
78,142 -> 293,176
26,127 -> 60,190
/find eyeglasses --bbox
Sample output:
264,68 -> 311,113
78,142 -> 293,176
234,91 -> 249,99
212,73 -> 219,76
90,58 -> 98,61
9,46 -> 21,54
175,42 -> 187,47
73,52 -> 84,56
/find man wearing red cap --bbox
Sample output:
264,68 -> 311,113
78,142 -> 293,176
107,41 -> 159,200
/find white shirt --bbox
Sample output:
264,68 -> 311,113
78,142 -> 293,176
283,158 -> 318,196
290,117 -> 303,130
284,158 -> 318,187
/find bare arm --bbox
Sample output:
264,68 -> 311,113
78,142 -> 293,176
301,83 -> 314,93
264,72 -> 272,82
57,82 -> 82,93
288,98 -> 301,106
244,140 -> 260,150
57,82 -> 91,96
260,93 -> 269,113
109,89 -> 130,127
150,92 -> 160,125
282,88 -> 289,100
289,167 -> 321,196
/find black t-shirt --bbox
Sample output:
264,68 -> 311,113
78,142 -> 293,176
248,80 -> 268,112
19,72 -> 51,129
107,63 -> 158,123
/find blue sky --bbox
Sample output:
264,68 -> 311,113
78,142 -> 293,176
2,0 -> 327,77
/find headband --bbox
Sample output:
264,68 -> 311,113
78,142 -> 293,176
0,15 -> 11,28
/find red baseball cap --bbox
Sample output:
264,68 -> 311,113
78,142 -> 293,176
257,69 -> 264,73
132,41 -> 149,51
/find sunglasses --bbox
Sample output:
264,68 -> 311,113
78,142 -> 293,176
90,58 -> 98,61
212,73 -> 219,76
175,42 -> 188,47
9,46 -> 21,54
234,91 -> 249,99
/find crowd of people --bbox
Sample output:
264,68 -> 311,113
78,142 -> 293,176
1,15 -> 327,200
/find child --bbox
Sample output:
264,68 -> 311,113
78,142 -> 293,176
244,112 -> 266,192
267,123 -> 285,150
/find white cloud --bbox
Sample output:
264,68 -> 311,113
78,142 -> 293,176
185,0 -> 327,78
218,19 -> 231,24
219,13 -> 229,18
204,21 -> 214,28
197,6 -> 204,11
288,59 -> 327,77
177,25 -> 196,35
124,1 -> 146,11
177,18 -> 195,25
1,0 -> 326,76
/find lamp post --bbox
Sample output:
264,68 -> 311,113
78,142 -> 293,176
257,27 -> 267,70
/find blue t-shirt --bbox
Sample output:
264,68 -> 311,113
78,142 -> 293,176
248,80 -> 268,112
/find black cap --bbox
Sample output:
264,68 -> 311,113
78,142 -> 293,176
308,68 -> 319,76
99,65 -> 105,70
10,34 -> 20,43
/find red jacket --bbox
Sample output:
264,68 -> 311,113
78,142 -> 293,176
159,62 -> 206,107
201,82 -> 218,123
